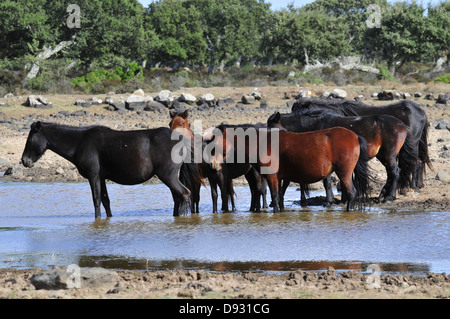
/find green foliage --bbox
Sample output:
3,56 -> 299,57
378,66 -> 396,81
72,62 -> 143,91
434,74 -> 450,84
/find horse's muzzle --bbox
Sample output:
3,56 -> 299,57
211,160 -> 222,171
21,157 -> 34,168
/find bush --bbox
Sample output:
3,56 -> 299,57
434,74 -> 450,84
72,62 -> 144,92
378,66 -> 396,81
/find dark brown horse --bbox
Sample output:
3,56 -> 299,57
169,110 -> 268,212
21,122 -> 192,218
292,98 -> 432,190
268,110 -> 414,203
209,126 -> 370,212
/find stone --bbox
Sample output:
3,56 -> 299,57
354,94 -> 364,102
178,93 -> 197,104
0,157 -> 11,168
198,93 -> 215,107
155,90 -> 176,106
259,100 -> 268,108
144,101 -> 165,113
133,88 -> 145,96
241,95 -> 256,104
414,92 -> 422,98
26,95 -> 51,108
436,94 -> 448,105
30,267 -> 119,290
378,90 -> 395,101
331,88 -> 347,99
251,88 -> 262,100
436,171 -> 450,183
424,93 -> 435,100
108,101 -> 126,112
55,167 -> 65,175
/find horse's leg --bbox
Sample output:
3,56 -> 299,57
157,170 -> 191,217
377,154 -> 400,202
323,175 -> 334,206
300,184 -> 307,206
261,177 -> 268,209
265,174 -> 280,213
245,169 -> 260,212
227,179 -> 236,211
335,169 -> 356,211
100,178 -> 112,217
88,176 -> 102,218
208,177 -> 219,213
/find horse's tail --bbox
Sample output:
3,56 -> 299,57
353,136 -> 372,207
397,131 -> 417,191
179,162 -> 204,213
419,120 -> 434,175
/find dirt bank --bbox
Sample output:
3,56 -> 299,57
0,267 -> 449,299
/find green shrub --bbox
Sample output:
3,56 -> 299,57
378,66 -> 396,81
72,61 -> 144,92
434,74 -> 450,84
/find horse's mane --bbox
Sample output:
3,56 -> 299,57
40,122 -> 105,132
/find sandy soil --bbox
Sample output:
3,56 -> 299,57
0,84 -> 449,299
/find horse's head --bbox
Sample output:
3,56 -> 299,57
169,109 -> 193,138
21,121 -> 48,168
267,112 -> 283,129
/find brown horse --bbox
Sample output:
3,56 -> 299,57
169,110 -> 268,212
210,126 -> 370,212
268,110 -> 413,203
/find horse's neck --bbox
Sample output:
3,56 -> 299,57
43,125 -> 85,163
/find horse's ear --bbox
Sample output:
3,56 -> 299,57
32,121 -> 42,132
181,109 -> 188,119
169,110 -> 175,118
274,112 -> 281,122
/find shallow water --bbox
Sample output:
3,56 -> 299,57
0,181 -> 448,275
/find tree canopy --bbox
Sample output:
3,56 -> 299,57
0,0 -> 448,77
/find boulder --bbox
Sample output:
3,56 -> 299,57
436,94 -> 448,105
241,95 -> 256,104
414,92 -> 422,98
424,93 -> 435,100
75,99 -> 91,108
155,90 -> 176,107
436,171 -> 450,184
331,88 -> 347,99
26,95 -> 52,108
133,88 -> 145,96
108,101 -> 126,112
354,94 -> 364,102
144,101 -> 165,113
250,88 -> 262,100
178,93 -> 197,105
378,90 -> 395,101
198,93 -> 215,107
30,267 -> 119,290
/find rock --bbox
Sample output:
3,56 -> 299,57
296,90 -> 317,99
434,119 -> 450,130
424,93 -> 435,100
170,100 -> 188,112
55,167 -> 64,175
70,110 -> 89,116
331,88 -> 347,99
30,267 -> 119,290
75,99 -> 91,108
0,157 -> 11,168
178,93 -> 197,105
414,92 -> 422,98
126,101 -> 146,111
89,97 -> 102,105
259,100 -> 268,108
155,90 -> 176,107
198,93 -> 215,107
402,92 -> 412,99
241,95 -> 256,104
436,94 -> 448,105
144,101 -> 165,113
26,95 -> 52,108
251,88 -> 262,100
3,93 -> 14,98
354,94 -> 364,102
108,101 -> 126,112
372,92 -> 379,98
104,96 -> 114,104
436,171 -> 450,184
288,71 -> 296,78
378,90 -> 395,100
133,88 -> 145,96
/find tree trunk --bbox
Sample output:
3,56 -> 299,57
26,37 -> 75,80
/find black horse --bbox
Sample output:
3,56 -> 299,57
268,110 -> 415,204
21,122 -> 192,218
292,98 -> 432,190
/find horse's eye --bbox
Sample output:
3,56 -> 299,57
179,122 -> 184,127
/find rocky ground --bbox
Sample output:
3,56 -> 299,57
0,84 -> 449,299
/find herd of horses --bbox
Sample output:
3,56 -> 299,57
21,97 -> 432,219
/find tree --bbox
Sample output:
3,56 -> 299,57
146,0 -> 206,68
363,1 -> 439,74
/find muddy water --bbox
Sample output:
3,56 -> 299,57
0,181 -> 448,275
